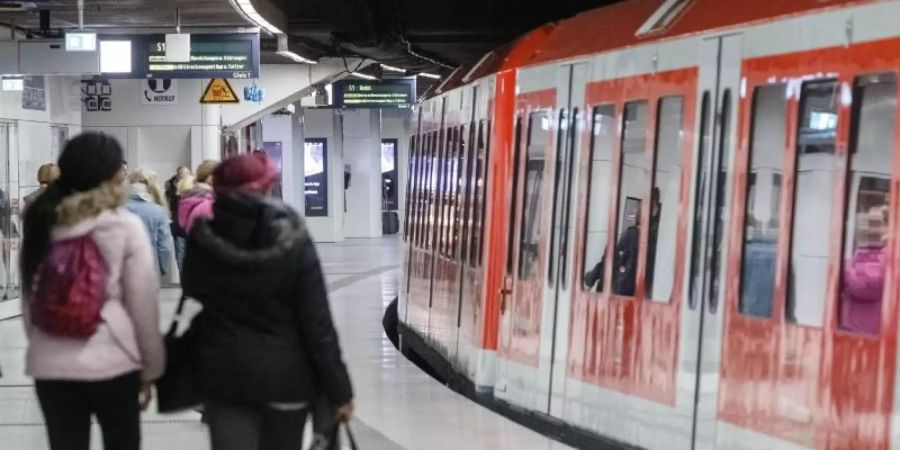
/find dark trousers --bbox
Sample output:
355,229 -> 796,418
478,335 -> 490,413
206,402 -> 309,450
35,371 -> 141,450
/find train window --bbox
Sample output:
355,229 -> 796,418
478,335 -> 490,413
560,109 -> 580,289
442,129 -> 456,256
739,84 -> 787,318
548,109 -> 568,284
688,92 -> 712,309
404,135 -> 416,242
507,117 -> 524,275
582,105 -> 617,292
427,131 -> 442,251
708,89 -> 735,313
459,124 -> 476,264
518,111 -> 550,280
415,133 -> 430,247
451,126 -> 467,260
838,73 -> 896,334
647,96 -> 684,303
421,132 -> 436,248
787,79 -> 841,327
471,120 -> 491,268
610,100 -> 650,297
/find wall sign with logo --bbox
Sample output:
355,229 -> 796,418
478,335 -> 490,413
82,80 -> 112,112
304,138 -> 328,217
141,79 -> 178,105
332,78 -> 415,108
22,76 -> 46,111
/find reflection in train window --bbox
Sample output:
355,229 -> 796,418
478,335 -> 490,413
739,84 -> 787,318
788,79 -> 840,327
518,112 -> 549,280
688,92 -> 712,309
582,106 -> 618,292
648,96 -> 684,303
507,117 -> 523,275
404,135 -> 417,242
611,100 -> 649,297
839,73 -> 895,334
471,120 -> 491,267
459,125 -> 476,264
451,126 -> 467,260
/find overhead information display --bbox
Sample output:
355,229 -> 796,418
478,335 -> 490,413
333,78 -> 415,108
100,33 -> 260,79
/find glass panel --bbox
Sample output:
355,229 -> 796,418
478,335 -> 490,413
459,125 -> 475,263
740,84 -> 787,317
582,105 -> 617,292
648,96 -> 684,302
611,100 -> 649,297
549,110 -> 568,283
688,92 -> 712,309
451,126 -> 466,259
788,80 -> 840,326
518,112 -> 549,280
471,120 -> 490,267
709,89 -> 734,313
560,108 -> 580,289
403,135 -> 416,241
839,73 -> 895,334
507,118 -> 523,275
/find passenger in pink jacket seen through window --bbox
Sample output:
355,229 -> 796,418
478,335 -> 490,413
840,205 -> 889,334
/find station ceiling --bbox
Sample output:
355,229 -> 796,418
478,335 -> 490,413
0,0 -> 622,93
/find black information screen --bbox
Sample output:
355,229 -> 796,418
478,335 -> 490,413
304,138 -> 329,217
100,33 -> 260,79
333,78 -> 415,108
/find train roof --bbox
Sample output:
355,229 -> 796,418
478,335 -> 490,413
426,0 -> 878,98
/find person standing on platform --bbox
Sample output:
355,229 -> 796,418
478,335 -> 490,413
126,170 -> 174,277
21,132 -> 164,450
178,160 -> 217,234
182,153 -> 353,450
23,163 -> 61,212
165,166 -> 190,274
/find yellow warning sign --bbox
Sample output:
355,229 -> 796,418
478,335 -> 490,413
200,78 -> 239,104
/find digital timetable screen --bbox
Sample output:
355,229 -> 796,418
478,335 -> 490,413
99,33 -> 260,79
333,78 -> 416,108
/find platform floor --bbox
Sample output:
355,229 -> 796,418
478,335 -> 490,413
0,237 -> 569,450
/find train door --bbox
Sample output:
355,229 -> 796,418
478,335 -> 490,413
688,34 -> 742,449
496,63 -> 587,414
548,63 -> 588,417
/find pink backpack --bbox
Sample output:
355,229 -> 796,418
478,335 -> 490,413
30,235 -> 108,338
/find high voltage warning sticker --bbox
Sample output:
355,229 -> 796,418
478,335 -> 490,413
201,78 -> 239,104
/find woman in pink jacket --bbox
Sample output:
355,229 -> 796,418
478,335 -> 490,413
841,205 -> 889,334
178,160 -> 218,233
21,132 -> 164,450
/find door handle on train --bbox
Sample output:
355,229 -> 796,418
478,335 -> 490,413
499,287 -> 512,313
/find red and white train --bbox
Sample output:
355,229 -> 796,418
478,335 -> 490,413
398,0 -> 900,448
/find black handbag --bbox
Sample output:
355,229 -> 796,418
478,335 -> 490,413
310,421 -> 358,450
156,295 -> 202,413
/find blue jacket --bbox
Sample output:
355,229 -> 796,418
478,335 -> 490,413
126,191 -> 173,276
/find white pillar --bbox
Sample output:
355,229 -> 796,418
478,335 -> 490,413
200,104 -> 222,161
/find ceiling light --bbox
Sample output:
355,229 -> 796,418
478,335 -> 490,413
380,64 -> 405,73
229,0 -> 282,35
351,72 -> 377,80
278,50 -> 317,64
417,72 -> 441,80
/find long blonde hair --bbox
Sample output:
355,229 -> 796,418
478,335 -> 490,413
128,169 -> 167,209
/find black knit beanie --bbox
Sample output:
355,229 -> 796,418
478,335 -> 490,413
56,132 -> 124,192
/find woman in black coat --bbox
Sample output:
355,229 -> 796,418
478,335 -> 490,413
182,153 -> 353,450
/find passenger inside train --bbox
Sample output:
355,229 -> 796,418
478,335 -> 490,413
583,187 -> 661,296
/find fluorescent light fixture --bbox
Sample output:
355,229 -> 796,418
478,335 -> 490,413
351,72 -> 377,80
417,72 -> 441,80
100,40 -> 133,73
65,32 -> 97,52
1,78 -> 23,91
277,50 -> 317,64
230,0 -> 282,35
380,64 -> 405,73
